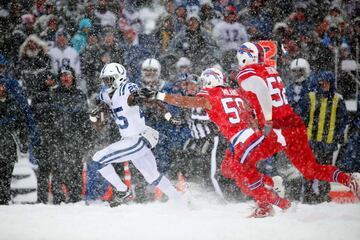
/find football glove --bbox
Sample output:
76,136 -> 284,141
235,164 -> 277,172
139,88 -> 157,99
141,126 -> 159,149
88,106 -> 101,122
139,88 -> 166,101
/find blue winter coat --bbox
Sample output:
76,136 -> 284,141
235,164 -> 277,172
0,74 -> 39,146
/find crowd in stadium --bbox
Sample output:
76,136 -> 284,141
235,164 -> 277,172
0,0 -> 359,206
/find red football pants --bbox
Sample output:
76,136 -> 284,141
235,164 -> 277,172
221,130 -> 288,208
276,114 -> 349,185
221,114 -> 350,208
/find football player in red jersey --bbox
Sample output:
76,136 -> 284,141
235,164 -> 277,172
139,67 -> 291,217
236,42 -> 360,203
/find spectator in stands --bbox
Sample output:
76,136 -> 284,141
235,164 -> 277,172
212,5 -> 248,54
79,1 -> 101,34
272,22 -> 301,79
337,95 -> 360,173
71,18 -> 92,53
6,2 -> 23,33
240,0 -> 273,40
350,17 -> 360,57
60,0 -> 80,37
118,27 -> 152,84
17,34 -> 51,99
337,43 -> 357,100
324,4 -> 345,28
99,28 -> 124,65
199,1 -> 220,33
173,3 -> 187,34
266,0 -> 293,23
51,66 -> 92,203
153,15 -> 175,55
6,14 -> 36,63
0,53 -> 39,205
95,0 -> 117,28
305,31 -> 335,72
48,28 -> 81,76
286,2 -> 312,40
39,14 -> 59,48
306,0 -> 331,27
31,70 -> 57,203
80,31 -> 103,97
303,71 -> 348,204
34,0 -> 58,35
169,13 -> 219,75
322,24 -> 350,52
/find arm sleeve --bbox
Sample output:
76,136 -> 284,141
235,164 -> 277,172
241,75 -> 273,121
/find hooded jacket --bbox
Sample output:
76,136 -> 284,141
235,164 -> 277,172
71,18 -> 92,53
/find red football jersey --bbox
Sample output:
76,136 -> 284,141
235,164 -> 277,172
196,86 -> 254,142
237,64 -> 294,125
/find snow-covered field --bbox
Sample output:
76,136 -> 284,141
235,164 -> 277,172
1,190 -> 360,240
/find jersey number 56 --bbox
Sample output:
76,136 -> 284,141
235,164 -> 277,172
266,76 -> 288,107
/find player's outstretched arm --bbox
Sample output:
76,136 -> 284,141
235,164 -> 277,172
128,90 -> 187,124
139,88 -> 212,110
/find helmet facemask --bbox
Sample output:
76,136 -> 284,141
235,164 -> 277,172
291,68 -> 307,83
99,63 -> 127,93
237,42 -> 264,68
200,68 -> 224,88
141,58 -> 161,86
290,58 -> 310,83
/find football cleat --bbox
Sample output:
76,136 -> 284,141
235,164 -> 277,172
109,188 -> 133,208
248,203 -> 274,218
348,173 -> 360,200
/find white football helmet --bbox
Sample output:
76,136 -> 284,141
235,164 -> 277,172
290,58 -> 310,82
100,63 -> 127,92
236,42 -> 265,68
200,67 -> 224,88
141,58 -> 161,83
175,57 -> 192,74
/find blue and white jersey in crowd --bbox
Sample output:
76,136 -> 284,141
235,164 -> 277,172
99,82 -> 145,138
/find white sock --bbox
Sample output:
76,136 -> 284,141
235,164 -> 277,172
156,176 -> 181,200
98,164 -> 128,191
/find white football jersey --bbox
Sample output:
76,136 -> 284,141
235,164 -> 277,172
99,82 -> 146,138
212,21 -> 249,52
48,46 -> 81,75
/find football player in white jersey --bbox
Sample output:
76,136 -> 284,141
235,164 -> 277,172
91,63 -> 184,207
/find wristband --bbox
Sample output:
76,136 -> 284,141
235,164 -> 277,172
89,116 -> 98,122
156,92 -> 166,101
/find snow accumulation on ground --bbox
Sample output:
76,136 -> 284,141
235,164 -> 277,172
1,188 -> 360,240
